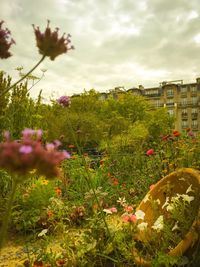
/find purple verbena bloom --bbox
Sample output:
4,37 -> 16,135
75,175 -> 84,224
62,150 -> 71,159
0,20 -> 15,59
57,95 -> 71,107
19,145 -> 33,154
32,20 -> 74,60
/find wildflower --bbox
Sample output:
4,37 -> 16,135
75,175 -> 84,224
149,184 -> 155,190
33,261 -> 44,267
47,210 -> 53,218
56,259 -> 67,266
173,130 -> 181,137
32,20 -> 74,60
0,129 -> 70,180
124,206 -> 133,212
0,20 -> 15,59
55,187 -> 62,196
112,181 -> 119,185
57,95 -> 71,107
186,184 -> 194,194
172,222 -> 179,231
117,197 -> 126,207
99,159 -> 104,166
19,145 -> 33,154
103,207 -> 117,214
38,228 -> 48,237
188,131 -> 194,137
122,213 -> 137,223
152,215 -> 164,232
135,210 -> 145,220
161,134 -> 171,141
137,222 -> 148,231
41,179 -> 49,185
146,149 -> 154,156
68,144 -> 75,148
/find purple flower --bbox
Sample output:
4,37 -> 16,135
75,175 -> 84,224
19,145 -> 33,154
62,150 -> 71,159
32,20 -> 74,60
0,20 -> 15,59
57,95 -> 71,107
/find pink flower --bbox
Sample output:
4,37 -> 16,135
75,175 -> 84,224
57,95 -> 71,107
146,149 -> 154,156
149,184 -> 155,190
124,206 -> 133,212
19,145 -> 33,154
122,213 -> 137,223
0,129 -> 70,179
109,207 -> 117,213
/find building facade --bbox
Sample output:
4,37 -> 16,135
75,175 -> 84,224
127,78 -> 200,133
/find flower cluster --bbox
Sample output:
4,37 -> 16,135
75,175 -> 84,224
32,20 -> 74,60
57,95 -> 71,107
0,129 -> 70,180
0,20 -> 15,59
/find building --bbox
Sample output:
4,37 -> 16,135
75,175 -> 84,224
127,78 -> 200,133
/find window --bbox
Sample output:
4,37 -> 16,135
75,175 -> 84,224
181,98 -> 187,106
192,120 -> 198,128
166,99 -> 174,106
154,100 -> 162,107
192,108 -> 198,115
182,120 -> 188,128
191,86 -> 197,93
191,97 -> 198,105
180,87 -> 187,93
181,108 -> 187,116
167,89 -> 174,97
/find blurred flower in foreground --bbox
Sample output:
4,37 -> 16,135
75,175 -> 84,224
0,128 -> 70,181
0,20 -> 15,59
33,20 -> 74,60
57,95 -> 71,107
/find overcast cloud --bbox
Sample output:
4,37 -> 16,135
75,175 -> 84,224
1,0 -> 200,99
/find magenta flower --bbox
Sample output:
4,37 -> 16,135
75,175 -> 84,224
57,95 -> 71,107
146,149 -> 154,156
0,20 -> 15,59
122,213 -> 137,223
0,129 -> 70,180
19,145 -> 33,154
32,20 -> 74,60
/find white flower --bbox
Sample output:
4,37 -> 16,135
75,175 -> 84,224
137,222 -> 148,231
135,210 -> 145,220
172,222 -> 179,231
152,215 -> 164,232
162,197 -> 170,209
117,197 -> 126,207
38,228 -> 48,237
181,194 -> 194,203
103,209 -> 112,214
186,185 -> 194,194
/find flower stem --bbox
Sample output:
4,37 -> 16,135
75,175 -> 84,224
0,55 -> 46,97
0,179 -> 18,250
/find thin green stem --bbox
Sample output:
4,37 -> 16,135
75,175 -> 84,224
0,55 -> 46,97
0,179 -> 18,250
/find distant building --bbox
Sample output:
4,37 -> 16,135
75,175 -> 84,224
128,78 -> 200,133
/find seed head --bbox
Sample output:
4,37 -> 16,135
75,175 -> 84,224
0,20 -> 15,59
32,20 -> 74,60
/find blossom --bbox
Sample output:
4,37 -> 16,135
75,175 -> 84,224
137,222 -> 148,231
57,95 -> 71,107
152,215 -> 164,232
146,149 -> 154,156
124,206 -> 133,212
103,207 -> 117,214
122,213 -> 137,223
135,210 -> 145,220
19,145 -> 33,154
0,129 -> 70,179
56,259 -> 67,266
68,144 -> 75,148
41,179 -> 49,185
149,184 -> 155,190
32,20 -> 74,60
173,130 -> 181,137
55,187 -> 62,196
0,20 -> 15,59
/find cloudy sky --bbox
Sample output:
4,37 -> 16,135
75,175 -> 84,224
1,0 -> 200,100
